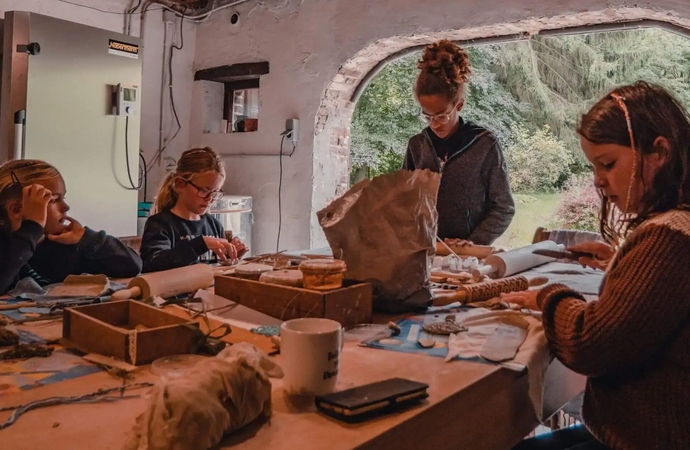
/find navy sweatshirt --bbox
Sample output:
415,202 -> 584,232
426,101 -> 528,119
0,220 -> 45,294
403,119 -> 515,245
140,209 -> 225,273
28,228 -> 142,284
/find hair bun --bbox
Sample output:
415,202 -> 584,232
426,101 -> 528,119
419,39 -> 471,84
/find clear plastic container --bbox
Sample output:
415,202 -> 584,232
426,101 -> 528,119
150,354 -> 205,378
299,259 -> 347,291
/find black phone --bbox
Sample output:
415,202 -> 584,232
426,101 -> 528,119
315,378 -> 429,423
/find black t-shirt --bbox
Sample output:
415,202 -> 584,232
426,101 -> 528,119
140,209 -> 225,273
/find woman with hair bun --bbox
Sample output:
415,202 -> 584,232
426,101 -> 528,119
403,40 -> 515,246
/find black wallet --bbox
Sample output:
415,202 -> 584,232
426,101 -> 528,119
315,378 -> 429,423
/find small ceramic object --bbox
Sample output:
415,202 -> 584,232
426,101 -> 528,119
299,259 -> 347,291
388,321 -> 401,336
417,338 -> 435,348
422,316 -> 468,335
235,263 -> 273,281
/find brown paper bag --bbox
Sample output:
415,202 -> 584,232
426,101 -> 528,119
317,169 -> 440,304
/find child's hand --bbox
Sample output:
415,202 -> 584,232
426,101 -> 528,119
568,241 -> 614,271
48,217 -> 86,245
203,236 -> 238,262
230,237 -> 248,258
22,185 -> 53,227
500,290 -> 540,311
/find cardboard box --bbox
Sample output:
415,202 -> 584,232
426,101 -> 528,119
62,300 -> 200,365
215,275 -> 372,327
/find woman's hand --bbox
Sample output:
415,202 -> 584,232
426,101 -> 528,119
203,236 -> 238,262
22,185 -> 53,227
568,241 -> 614,271
230,237 -> 248,259
500,290 -> 540,311
47,217 -> 86,245
445,238 -> 473,248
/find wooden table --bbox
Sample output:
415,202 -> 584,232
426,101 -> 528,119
0,269 -> 589,450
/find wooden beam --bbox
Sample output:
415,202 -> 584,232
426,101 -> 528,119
194,61 -> 269,82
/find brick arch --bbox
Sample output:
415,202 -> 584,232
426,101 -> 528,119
310,7 -> 690,247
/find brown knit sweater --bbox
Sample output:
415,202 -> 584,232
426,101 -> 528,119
537,209 -> 690,450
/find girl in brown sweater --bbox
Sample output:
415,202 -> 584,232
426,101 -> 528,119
505,81 -> 690,450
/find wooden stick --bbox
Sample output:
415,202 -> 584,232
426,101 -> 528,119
436,236 -> 460,260
0,301 -> 37,311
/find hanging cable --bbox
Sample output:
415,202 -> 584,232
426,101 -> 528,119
277,135 -> 297,252
147,9 -> 184,171
124,116 -> 144,191
56,0 -> 161,15
139,153 -> 148,201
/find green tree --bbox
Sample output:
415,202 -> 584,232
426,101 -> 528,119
504,124 -> 573,193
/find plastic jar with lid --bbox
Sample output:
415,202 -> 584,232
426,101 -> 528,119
298,259 -> 347,291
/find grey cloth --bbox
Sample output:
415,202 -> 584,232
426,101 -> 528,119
403,124 -> 515,245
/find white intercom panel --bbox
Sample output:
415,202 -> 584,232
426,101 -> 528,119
112,83 -> 139,116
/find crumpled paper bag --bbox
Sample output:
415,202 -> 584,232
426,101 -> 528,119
123,344 -> 281,450
317,169 -> 440,304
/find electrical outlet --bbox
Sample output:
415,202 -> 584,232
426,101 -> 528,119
285,118 -> 299,146
163,9 -> 177,24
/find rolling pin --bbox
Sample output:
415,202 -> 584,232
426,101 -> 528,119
435,241 -> 494,259
471,241 -> 564,279
111,265 -> 215,300
432,275 -> 548,307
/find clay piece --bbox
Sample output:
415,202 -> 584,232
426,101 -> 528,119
422,316 -> 468,335
0,327 -> 20,347
417,338 -> 435,348
388,321 -> 401,336
0,343 -> 54,360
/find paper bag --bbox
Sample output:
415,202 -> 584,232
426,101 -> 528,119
317,169 -> 440,304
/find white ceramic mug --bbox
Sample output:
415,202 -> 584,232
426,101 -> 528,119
280,318 -> 343,396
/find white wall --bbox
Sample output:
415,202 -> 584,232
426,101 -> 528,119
192,0 -> 690,254
0,0 -> 196,214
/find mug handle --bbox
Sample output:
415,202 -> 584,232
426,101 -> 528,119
340,328 -> 345,351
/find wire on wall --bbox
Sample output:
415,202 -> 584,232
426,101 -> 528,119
56,0 -> 161,15
146,10 -> 185,171
277,135 -> 297,252
152,0 -> 253,23
124,116 -> 145,191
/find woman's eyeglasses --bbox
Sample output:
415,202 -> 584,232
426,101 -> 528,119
419,102 -> 461,125
186,180 -> 223,202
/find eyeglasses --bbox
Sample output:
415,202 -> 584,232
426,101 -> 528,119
419,102 -> 461,125
186,180 -> 223,202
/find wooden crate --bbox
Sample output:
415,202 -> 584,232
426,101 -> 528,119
62,300 -> 200,365
215,275 -> 373,327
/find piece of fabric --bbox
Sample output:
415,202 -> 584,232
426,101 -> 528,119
539,209 -> 690,449
140,209 -> 224,273
445,308 -> 550,421
403,120 -> 515,245
124,344 -> 281,450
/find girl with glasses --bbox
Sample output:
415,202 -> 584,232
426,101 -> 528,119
504,82 -> 690,449
141,147 -> 247,272
403,40 -> 515,246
